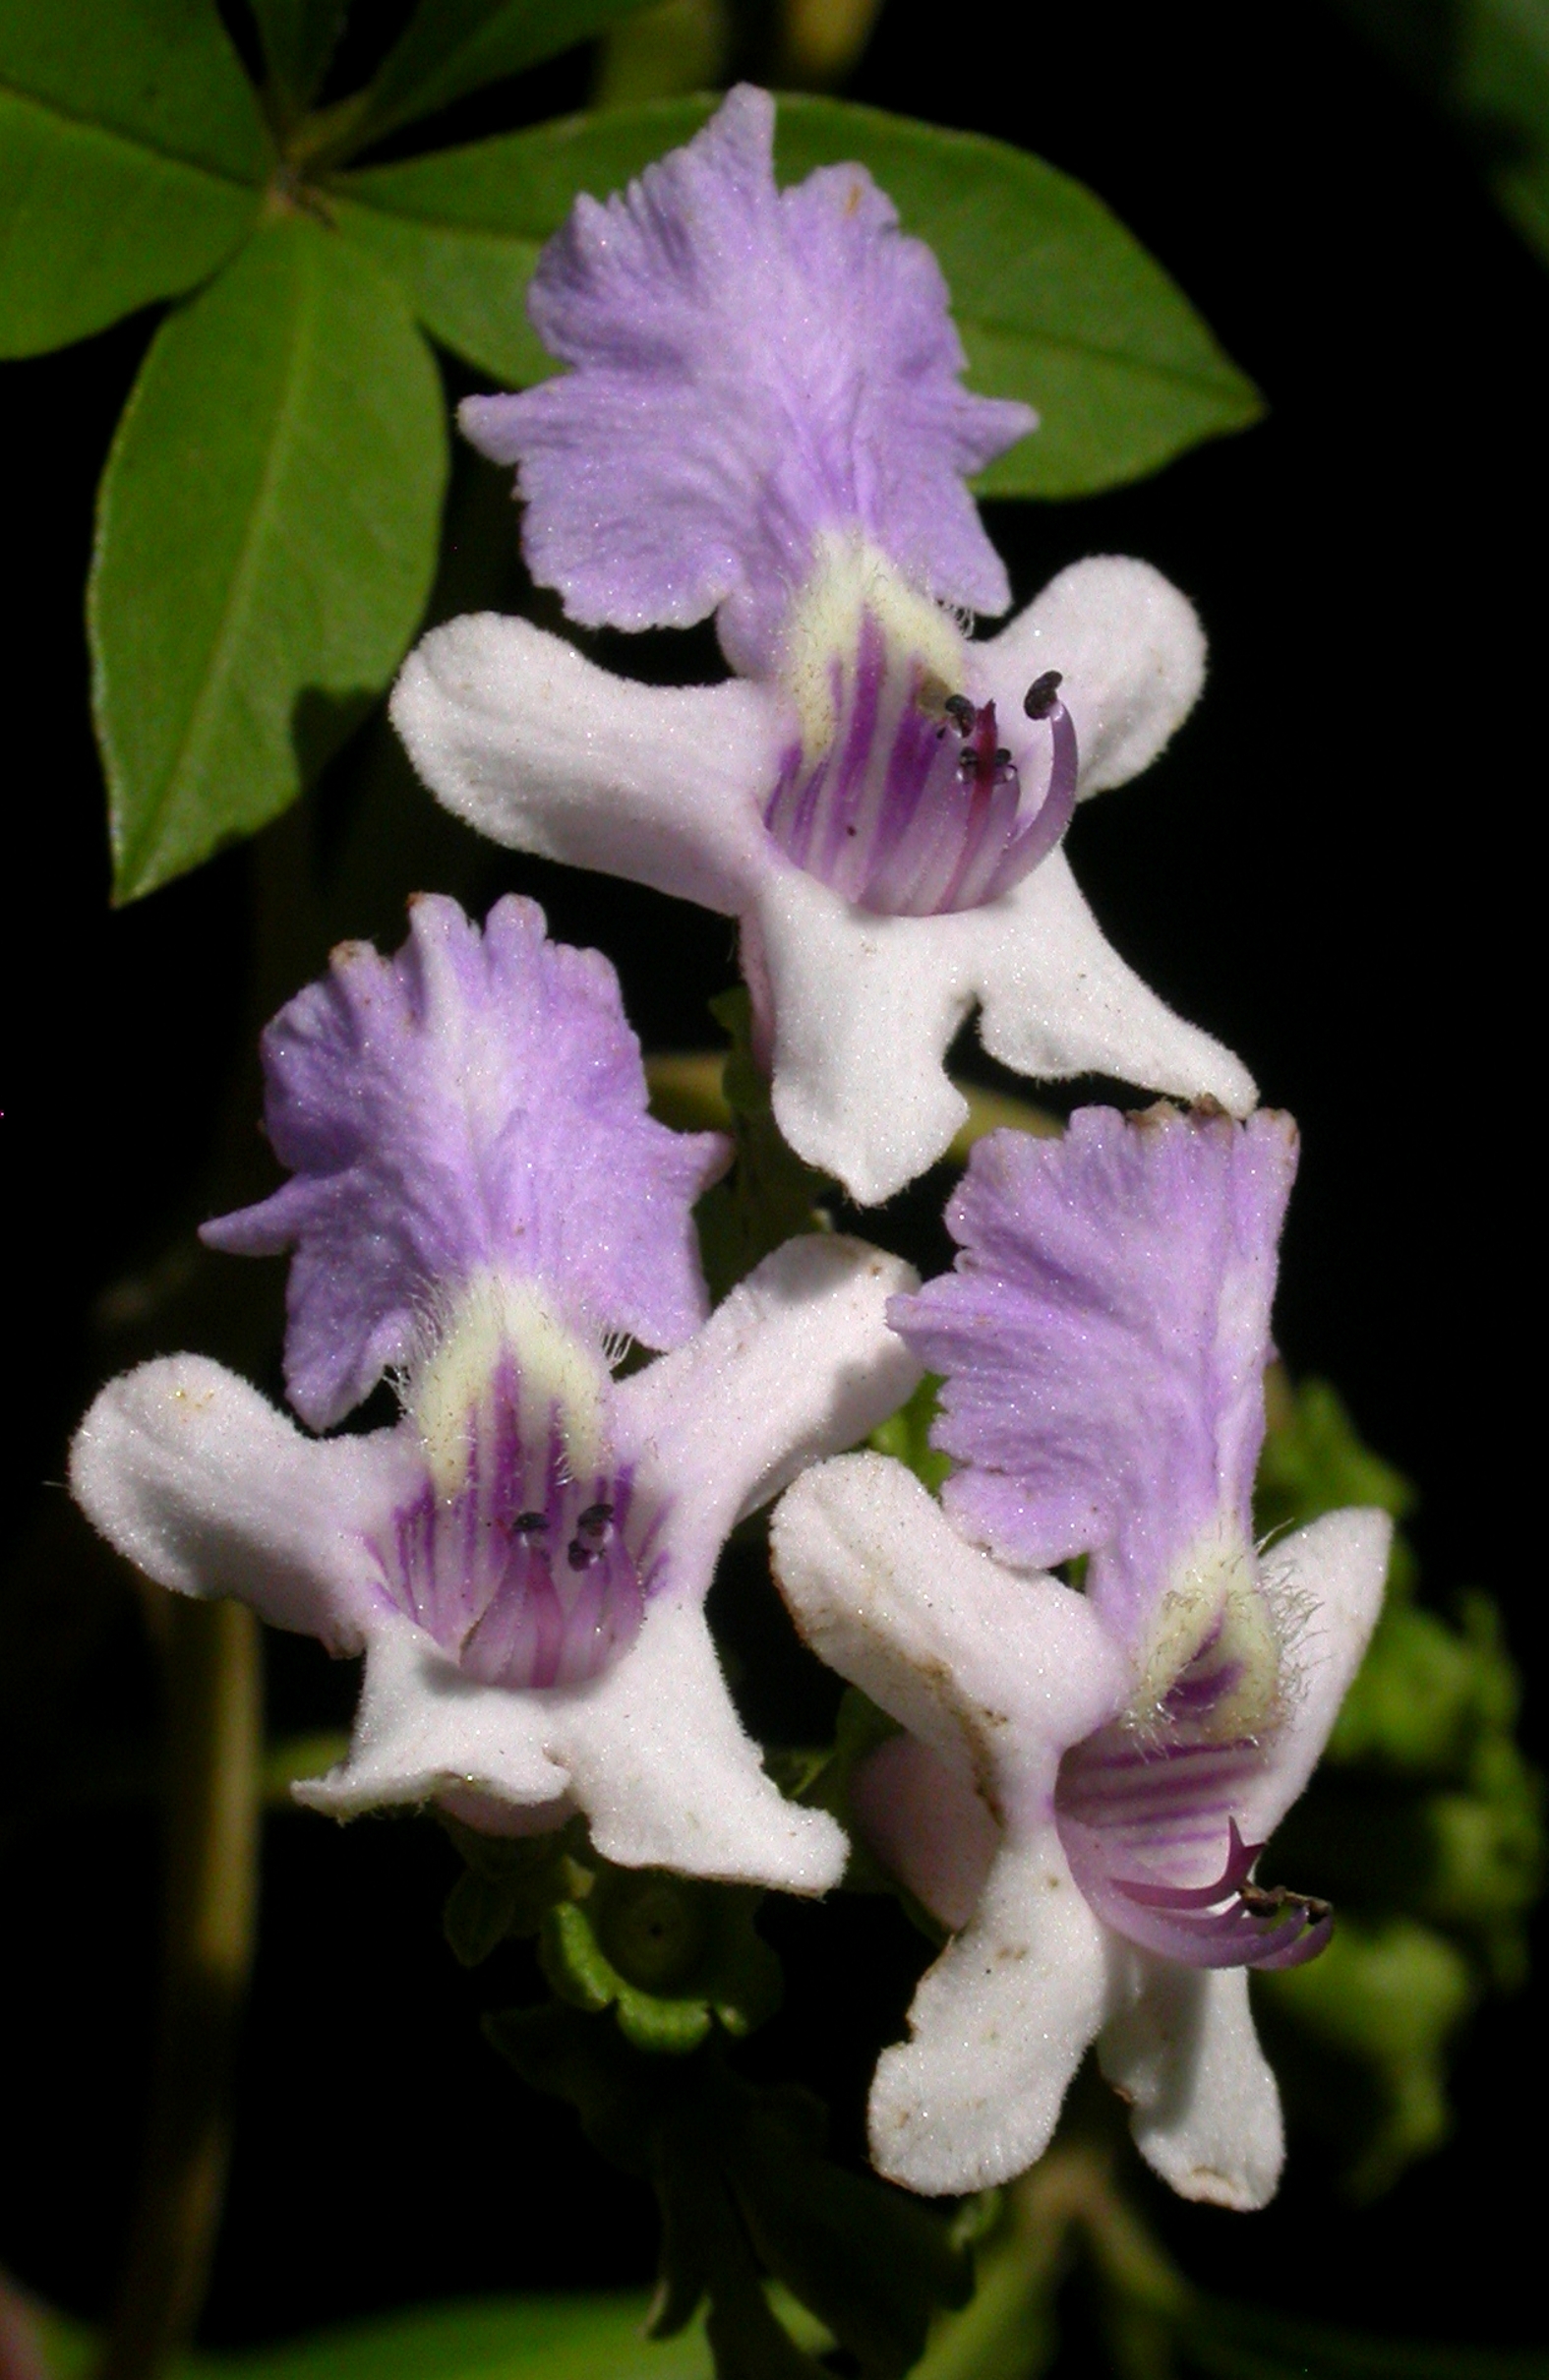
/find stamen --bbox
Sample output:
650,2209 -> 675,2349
763,619 -> 1079,917
1104,1817 -> 1334,1971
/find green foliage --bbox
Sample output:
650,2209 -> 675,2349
345,0 -> 656,151
5,13 -> 1262,893
692,988 -> 831,1303
773,98 -> 1264,498
487,2006 -> 971,2380
1333,0 -> 1549,271
33,2290 -> 720,2380
247,0 -> 348,119
89,212 -> 447,900
333,91 -> 1262,496
868,1372 -> 951,1496
442,1816 -> 782,2052
542,1871 -> 784,2053
0,0 -> 267,355
1252,1377 -> 1544,2194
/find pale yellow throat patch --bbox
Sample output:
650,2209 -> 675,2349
408,1273 -> 608,1500
1127,1517 -> 1284,1745
777,531 -> 967,756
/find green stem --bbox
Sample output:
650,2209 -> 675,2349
96,1599 -> 261,2380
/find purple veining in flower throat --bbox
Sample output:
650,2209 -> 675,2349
763,628 -> 1078,917
371,1351 -> 659,1692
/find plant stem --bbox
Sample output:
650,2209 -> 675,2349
97,1599 -> 261,2380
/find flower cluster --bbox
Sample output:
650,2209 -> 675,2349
73,87 -> 1388,2218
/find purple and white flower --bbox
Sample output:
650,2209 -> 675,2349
71,895 -> 919,1889
390,85 -> 1253,1207
772,1105 -> 1390,2204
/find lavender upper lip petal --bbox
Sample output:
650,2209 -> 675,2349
390,86 -> 1255,1206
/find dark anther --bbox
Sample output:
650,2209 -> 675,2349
567,1538 -> 599,1571
512,1511 -> 548,1534
576,1502 -> 614,1538
993,747 -> 1012,768
943,693 -> 977,735
1024,670 -> 1063,720
1241,1881 -> 1331,1926
957,750 -> 980,778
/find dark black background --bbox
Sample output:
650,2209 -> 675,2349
2,0 -> 1542,2358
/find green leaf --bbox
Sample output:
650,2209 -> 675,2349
0,0 -> 268,355
89,212 -> 447,901
540,1870 -> 784,2052
351,0 -> 657,150
771,97 -> 1264,497
247,0 -> 347,114
35,2291 -> 718,2380
331,100 -> 716,382
333,92 -> 1257,495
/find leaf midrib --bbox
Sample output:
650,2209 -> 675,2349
123,238 -> 315,883
0,73 -> 265,190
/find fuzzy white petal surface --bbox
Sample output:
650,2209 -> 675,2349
977,852 -> 1257,1114
870,1832 -> 1109,2192
69,1356 -> 396,1653
977,558 -> 1206,799
773,1454 -> 1128,2189
616,1234 -> 922,1540
560,1592 -> 845,1887
295,1615 -> 572,1815
771,1453 -> 1124,1788
1099,1952 -> 1283,2210
1238,1508 -> 1392,1843
751,852 -> 1254,1204
391,614 -> 781,914
751,874 -> 976,1205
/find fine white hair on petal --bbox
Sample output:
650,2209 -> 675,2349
1098,1950 -> 1284,2210
1232,1508 -> 1392,1845
390,611 -> 781,917
976,556 -> 1207,799
69,1355 -> 396,1655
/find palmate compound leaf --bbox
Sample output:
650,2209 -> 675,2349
89,210 -> 447,903
329,92 -> 1262,497
0,0 -> 268,357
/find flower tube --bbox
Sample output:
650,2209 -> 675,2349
73,895 -> 918,1888
391,87 -> 1253,1205
772,1104 -> 1390,2202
